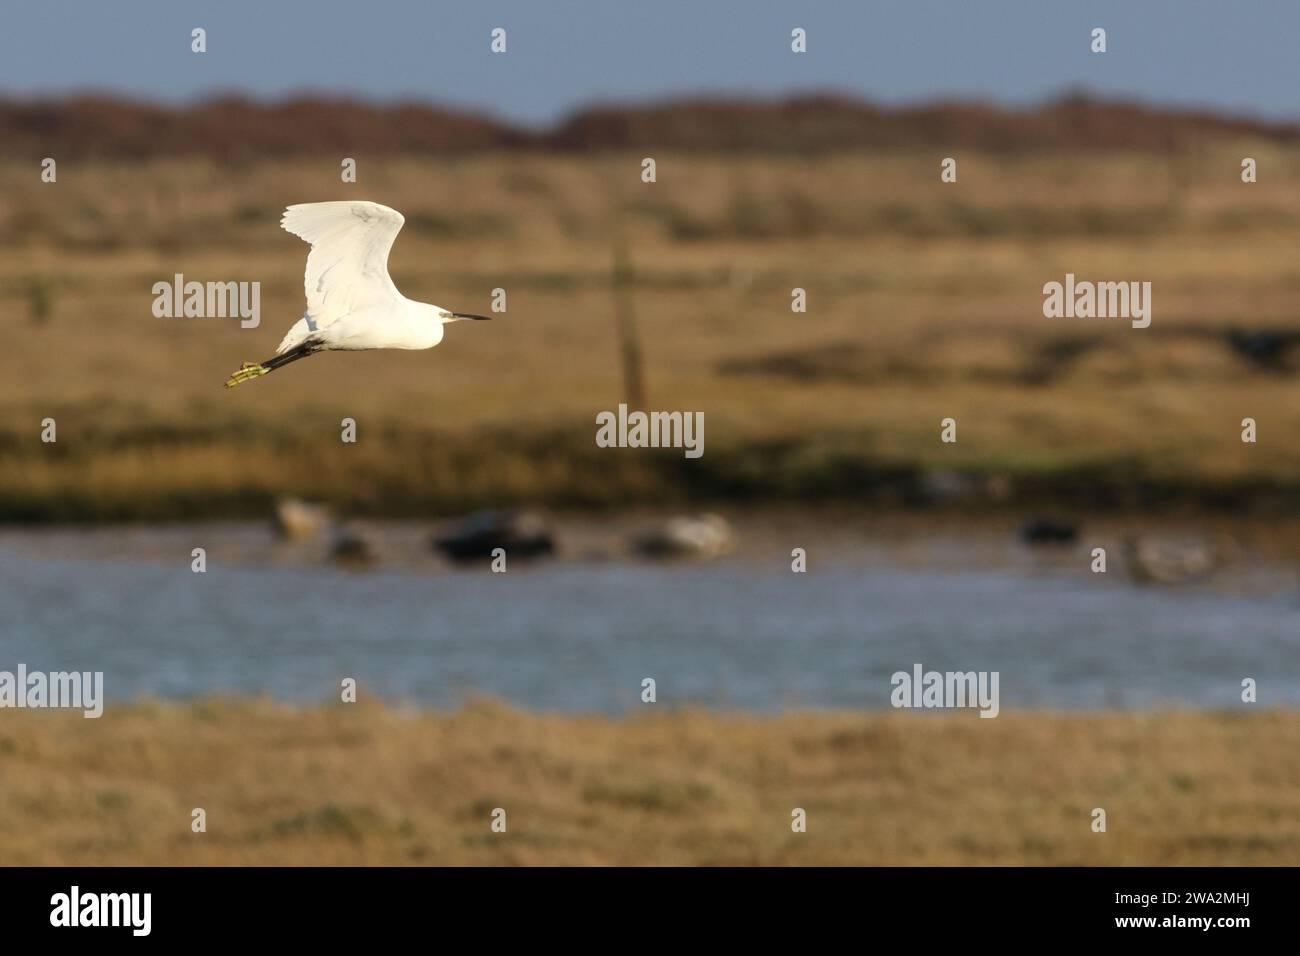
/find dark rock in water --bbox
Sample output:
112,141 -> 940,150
1018,517 -> 1078,545
329,526 -> 373,567
434,510 -> 555,562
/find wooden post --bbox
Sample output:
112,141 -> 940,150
611,234 -> 646,408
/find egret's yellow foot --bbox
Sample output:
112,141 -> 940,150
225,362 -> 268,388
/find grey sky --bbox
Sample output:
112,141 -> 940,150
1,1 -> 1295,125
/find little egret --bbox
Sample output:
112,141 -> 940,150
224,201 -> 490,387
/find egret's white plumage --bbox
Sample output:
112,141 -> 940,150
225,200 -> 489,387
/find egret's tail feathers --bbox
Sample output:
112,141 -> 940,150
276,313 -> 315,354
225,362 -> 269,388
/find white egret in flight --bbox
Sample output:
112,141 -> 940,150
225,201 -> 490,387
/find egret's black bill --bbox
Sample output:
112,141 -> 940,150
453,312 -> 492,321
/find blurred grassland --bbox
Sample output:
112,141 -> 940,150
0,700 -> 1296,865
4,143 -> 1300,519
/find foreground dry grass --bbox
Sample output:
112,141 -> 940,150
1,700 -> 1296,865
5,144 -> 1300,518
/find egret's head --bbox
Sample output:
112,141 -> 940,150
441,310 -> 491,324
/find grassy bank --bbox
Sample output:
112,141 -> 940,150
0,700 -> 1295,865
5,423 -> 1300,523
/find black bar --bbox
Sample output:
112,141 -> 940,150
0,866 -> 1273,942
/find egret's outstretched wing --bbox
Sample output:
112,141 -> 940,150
281,201 -> 406,327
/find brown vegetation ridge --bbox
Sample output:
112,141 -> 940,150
4,92 -> 1299,159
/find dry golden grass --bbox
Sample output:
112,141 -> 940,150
4,146 -> 1300,517
0,699 -> 1296,865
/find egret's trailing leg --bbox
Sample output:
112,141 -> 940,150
224,342 -> 318,388
224,362 -> 268,388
